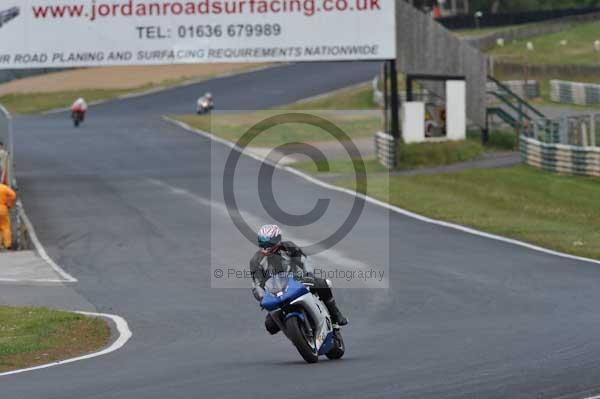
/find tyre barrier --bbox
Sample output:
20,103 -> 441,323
550,80 -> 600,106
374,131 -> 397,169
521,135 -> 600,177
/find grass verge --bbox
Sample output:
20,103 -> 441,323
0,88 -> 138,115
469,129 -> 517,151
0,306 -> 110,372
397,140 -> 484,169
0,64 -> 267,114
285,84 -> 379,110
293,158 -> 387,174
487,21 -> 600,66
172,111 -> 381,148
336,165 -> 600,260
454,24 -> 526,38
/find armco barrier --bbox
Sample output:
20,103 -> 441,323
375,131 -> 397,169
550,80 -> 600,106
0,104 -> 13,185
521,135 -> 600,177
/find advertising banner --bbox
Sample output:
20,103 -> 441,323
0,0 -> 396,68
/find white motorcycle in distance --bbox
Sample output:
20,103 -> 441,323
196,93 -> 214,114
261,273 -> 345,363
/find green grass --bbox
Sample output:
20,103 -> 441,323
293,137 -> 502,175
0,88 -> 144,114
488,21 -> 600,66
397,140 -> 484,169
293,158 -> 387,174
0,306 -> 110,372
285,84 -> 379,110
468,130 -> 517,151
173,111 -> 381,148
338,165 -> 600,260
455,24 -> 525,38
0,71 -> 249,114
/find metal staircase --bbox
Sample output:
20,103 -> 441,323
486,76 -> 546,130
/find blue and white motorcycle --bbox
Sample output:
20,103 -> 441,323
261,274 -> 345,363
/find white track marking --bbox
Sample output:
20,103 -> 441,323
0,278 -> 68,284
17,200 -> 78,282
43,64 -> 282,115
0,310 -> 132,377
164,117 -> 600,267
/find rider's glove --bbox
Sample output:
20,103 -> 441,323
252,287 -> 265,302
302,275 -> 315,287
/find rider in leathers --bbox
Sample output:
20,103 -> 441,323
250,225 -> 348,331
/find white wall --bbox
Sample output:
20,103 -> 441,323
402,102 -> 425,144
446,80 -> 466,141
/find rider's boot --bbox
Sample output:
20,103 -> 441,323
325,298 -> 348,326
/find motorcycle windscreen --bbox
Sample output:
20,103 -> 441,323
261,276 -> 309,311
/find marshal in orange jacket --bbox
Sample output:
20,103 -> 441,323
0,183 -> 16,249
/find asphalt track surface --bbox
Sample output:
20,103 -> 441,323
2,62 -> 600,398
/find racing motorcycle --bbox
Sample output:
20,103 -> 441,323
261,274 -> 345,363
71,110 -> 85,127
196,96 -> 214,114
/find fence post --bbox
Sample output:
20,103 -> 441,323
590,113 -> 596,147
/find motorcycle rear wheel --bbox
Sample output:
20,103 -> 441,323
285,317 -> 318,364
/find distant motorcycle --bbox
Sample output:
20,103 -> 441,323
261,274 -> 345,363
71,98 -> 88,128
71,110 -> 85,127
196,93 -> 214,114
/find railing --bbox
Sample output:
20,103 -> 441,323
487,76 -> 545,120
0,104 -> 13,186
526,114 -> 600,147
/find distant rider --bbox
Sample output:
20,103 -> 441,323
71,97 -> 88,121
204,92 -> 213,108
250,224 -> 348,328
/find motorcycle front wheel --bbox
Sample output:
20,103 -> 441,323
325,329 -> 345,360
285,317 -> 318,364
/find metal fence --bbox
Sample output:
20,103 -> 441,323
526,114 -> 600,147
0,104 -> 13,185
